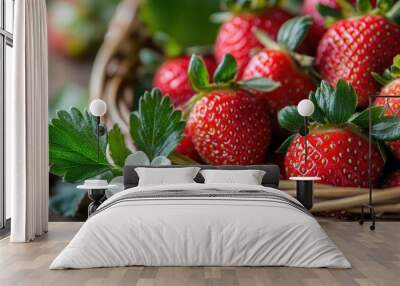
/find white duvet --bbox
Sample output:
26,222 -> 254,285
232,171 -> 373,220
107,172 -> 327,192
50,183 -> 351,269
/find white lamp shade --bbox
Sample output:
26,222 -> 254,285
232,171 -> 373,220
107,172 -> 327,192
297,99 -> 315,117
89,99 -> 107,117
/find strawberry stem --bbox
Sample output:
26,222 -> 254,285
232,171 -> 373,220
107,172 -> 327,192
291,52 -> 314,68
254,29 -> 282,50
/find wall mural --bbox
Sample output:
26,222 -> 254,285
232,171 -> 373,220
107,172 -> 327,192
47,0 -> 400,219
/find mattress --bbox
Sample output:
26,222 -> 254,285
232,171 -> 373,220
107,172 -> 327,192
50,183 -> 351,269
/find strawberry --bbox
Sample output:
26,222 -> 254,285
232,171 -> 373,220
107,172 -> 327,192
301,0 -> 339,45
285,127 -> 383,187
242,16 -> 316,130
382,170 -> 400,188
175,123 -> 203,162
316,2 -> 400,107
373,55 -> 400,160
301,0 -> 361,47
186,54 -> 279,164
277,80 -> 400,187
153,56 -> 216,107
188,90 -> 271,164
215,8 -> 293,77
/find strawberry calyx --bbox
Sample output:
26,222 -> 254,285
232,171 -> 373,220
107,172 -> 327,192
184,53 -> 280,116
372,54 -> 400,85
277,79 -> 400,158
255,16 -> 316,75
188,53 -> 279,92
317,0 -> 400,26
255,16 -> 312,53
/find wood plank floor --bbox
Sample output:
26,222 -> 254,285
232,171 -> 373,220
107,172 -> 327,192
0,221 -> 399,286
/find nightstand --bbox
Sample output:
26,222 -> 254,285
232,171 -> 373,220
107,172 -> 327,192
289,177 -> 321,210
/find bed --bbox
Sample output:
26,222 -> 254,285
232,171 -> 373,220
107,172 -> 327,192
50,165 -> 351,269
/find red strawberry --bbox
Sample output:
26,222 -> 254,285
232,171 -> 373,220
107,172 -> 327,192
302,0 -> 338,45
243,50 -> 315,129
373,55 -> 400,160
175,124 -> 203,162
215,8 -> 293,77
242,16 -> 316,130
316,6 -> 400,107
153,56 -> 216,107
189,90 -> 271,164
301,0 -> 360,47
285,128 -> 383,187
382,170 -> 400,188
375,81 -> 400,160
278,80 -> 391,188
185,54 -> 279,164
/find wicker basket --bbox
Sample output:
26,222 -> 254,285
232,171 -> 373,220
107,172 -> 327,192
280,181 -> 400,215
89,0 -> 400,215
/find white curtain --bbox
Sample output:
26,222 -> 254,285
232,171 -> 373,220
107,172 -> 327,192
7,0 -> 49,242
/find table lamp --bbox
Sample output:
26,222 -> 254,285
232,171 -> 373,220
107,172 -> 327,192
89,99 -> 107,161
297,99 -> 315,163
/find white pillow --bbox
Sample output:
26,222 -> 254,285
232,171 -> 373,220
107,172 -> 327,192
135,167 -> 201,186
200,169 -> 266,185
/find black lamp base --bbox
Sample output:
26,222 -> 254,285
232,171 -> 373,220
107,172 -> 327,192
359,204 -> 376,231
296,180 -> 314,210
87,189 -> 106,217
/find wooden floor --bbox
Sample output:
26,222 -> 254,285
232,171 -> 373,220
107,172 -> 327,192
0,221 -> 399,286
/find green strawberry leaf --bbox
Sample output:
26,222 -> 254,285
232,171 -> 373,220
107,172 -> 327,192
237,77 -> 280,92
278,106 -> 304,132
372,55 -> 400,85
349,106 -> 385,128
277,16 -> 313,51
371,116 -> 400,141
376,140 -> 388,164
313,80 -> 357,124
371,71 -> 392,86
130,88 -> 185,161
309,90 -> 326,123
49,181 -> 86,217
377,0 -> 394,13
316,4 -> 343,19
140,0 -> 220,56
213,53 -> 237,83
49,108 -> 114,183
188,54 -> 210,91
108,125 -> 131,168
387,1 -> 400,24
276,134 -> 297,153
357,0 -> 373,13
393,54 -> 400,70
312,80 -> 335,121
330,80 -> 358,123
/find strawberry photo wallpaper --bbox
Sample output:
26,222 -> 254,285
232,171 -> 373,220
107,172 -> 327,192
47,0 -> 400,220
